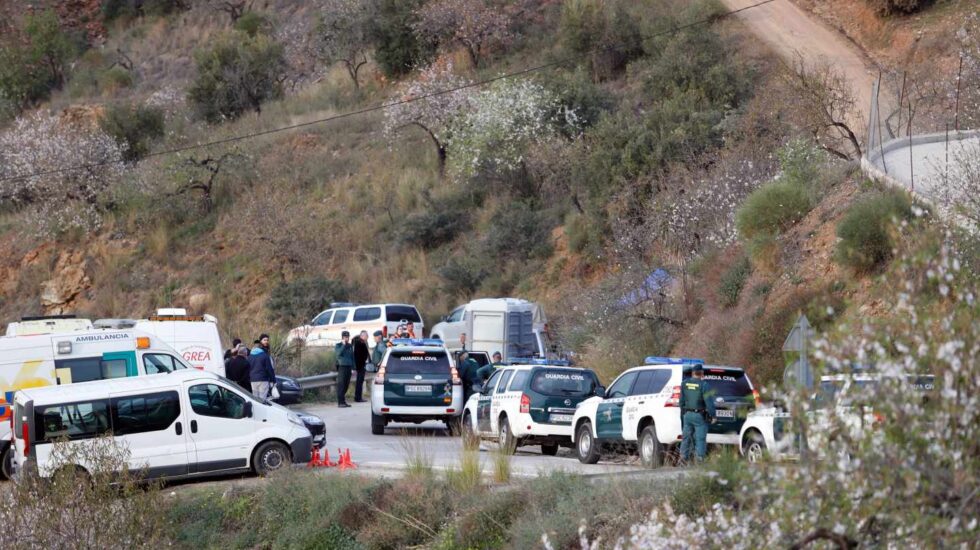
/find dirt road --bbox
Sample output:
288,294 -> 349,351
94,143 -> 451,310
721,0 -> 876,129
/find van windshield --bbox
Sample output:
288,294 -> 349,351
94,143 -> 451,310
530,369 -> 596,396
386,351 -> 449,375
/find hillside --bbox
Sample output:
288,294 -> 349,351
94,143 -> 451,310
0,0 -> 976,388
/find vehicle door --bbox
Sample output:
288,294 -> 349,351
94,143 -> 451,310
328,309 -> 351,345
595,371 -> 639,440
477,370 -> 503,434
700,368 -> 756,435
382,350 -> 454,407
489,369 -> 515,433
442,307 -> 465,346
623,369 -> 671,439
350,306 -> 383,341
527,369 -> 597,427
109,390 -> 191,478
308,310 -> 334,344
182,381 -> 258,473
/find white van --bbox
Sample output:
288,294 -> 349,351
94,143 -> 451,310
11,370 -> 312,480
95,308 -> 226,376
429,298 -> 550,361
0,328 -> 192,479
287,303 -> 425,348
5,315 -> 94,336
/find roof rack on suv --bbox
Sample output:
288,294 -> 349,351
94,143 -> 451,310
20,314 -> 78,321
644,356 -> 704,365
329,302 -> 357,308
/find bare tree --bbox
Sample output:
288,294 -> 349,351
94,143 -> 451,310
169,153 -> 242,213
783,55 -> 863,160
413,0 -> 512,68
382,61 -> 473,176
311,0 -> 375,89
213,0 -> 248,22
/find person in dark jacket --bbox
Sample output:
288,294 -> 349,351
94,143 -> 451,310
247,336 -> 276,399
459,352 -> 482,403
352,330 -> 371,403
224,338 -> 243,363
335,331 -> 355,407
371,330 -> 387,368
476,351 -> 503,382
225,346 -> 251,391
678,364 -> 716,464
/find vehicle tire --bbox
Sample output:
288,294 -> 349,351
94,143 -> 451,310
575,421 -> 601,464
253,441 -> 291,476
371,411 -> 386,435
446,416 -> 462,436
461,411 -> 479,448
743,431 -> 767,464
639,425 -> 665,469
498,416 -> 517,455
541,444 -> 560,456
0,445 -> 11,481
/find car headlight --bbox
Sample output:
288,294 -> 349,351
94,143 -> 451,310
287,412 -> 306,428
297,413 -> 324,426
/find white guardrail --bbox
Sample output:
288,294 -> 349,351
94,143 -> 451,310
295,372 -> 375,390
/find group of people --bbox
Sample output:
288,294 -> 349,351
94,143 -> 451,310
223,334 -> 278,400
333,329 -> 388,407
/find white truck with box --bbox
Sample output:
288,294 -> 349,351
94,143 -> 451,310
429,298 -> 551,361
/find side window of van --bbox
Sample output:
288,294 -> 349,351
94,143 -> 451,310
353,307 -> 382,322
34,400 -> 111,442
142,353 -> 184,374
312,311 -> 333,326
188,384 -> 247,419
332,309 -> 350,325
55,357 -> 127,383
111,391 -> 180,435
447,308 -> 464,323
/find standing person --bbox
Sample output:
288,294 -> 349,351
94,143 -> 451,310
371,330 -> 387,369
224,338 -> 243,363
335,331 -> 355,408
459,333 -> 467,352
352,330 -> 370,403
225,346 -> 251,391
247,336 -> 276,399
678,364 -> 716,464
459,352 -> 482,403
477,351 -> 503,382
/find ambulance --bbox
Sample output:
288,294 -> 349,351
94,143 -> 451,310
96,308 -> 226,376
0,328 -> 191,479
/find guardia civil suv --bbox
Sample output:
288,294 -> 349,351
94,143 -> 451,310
571,357 -> 759,468
370,339 -> 464,435
461,360 -> 603,455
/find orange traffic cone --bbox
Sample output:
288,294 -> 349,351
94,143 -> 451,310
320,448 -> 337,467
338,448 -> 357,470
307,447 -> 321,468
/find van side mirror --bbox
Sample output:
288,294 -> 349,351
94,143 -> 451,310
594,386 -> 606,398
243,401 -> 253,418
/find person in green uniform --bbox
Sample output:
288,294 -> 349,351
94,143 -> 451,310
334,331 -> 355,408
459,352 -> 482,402
678,364 -> 716,463
476,351 -> 504,383
371,330 -> 387,368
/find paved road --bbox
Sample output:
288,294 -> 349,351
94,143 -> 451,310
721,0 -> 876,128
295,401 -> 640,477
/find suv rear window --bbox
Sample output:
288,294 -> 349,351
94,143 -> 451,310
386,350 -> 450,375
530,369 -> 596,397
697,368 -> 752,397
386,305 -> 422,323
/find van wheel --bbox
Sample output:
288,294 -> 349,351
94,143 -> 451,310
743,431 -> 767,463
371,411 -> 386,435
639,426 -> 665,469
575,421 -> 601,464
253,441 -> 291,476
541,444 -> 559,456
498,417 -> 517,455
0,445 -> 11,480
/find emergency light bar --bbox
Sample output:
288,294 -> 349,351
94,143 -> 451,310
509,357 -> 572,367
390,338 -> 445,347
644,356 -> 704,365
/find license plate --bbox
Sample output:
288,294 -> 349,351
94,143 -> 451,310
404,385 -> 431,393
716,409 -> 735,418
549,414 -> 573,423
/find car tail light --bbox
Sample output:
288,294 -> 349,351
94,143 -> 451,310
450,365 -> 461,385
520,394 -> 530,414
664,386 -> 681,407
21,422 -> 30,457
374,366 -> 386,384
382,326 -> 388,338
752,389 -> 761,407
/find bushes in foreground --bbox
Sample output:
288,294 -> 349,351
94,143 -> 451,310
835,188 -> 914,273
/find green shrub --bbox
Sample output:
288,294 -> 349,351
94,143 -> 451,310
719,254 -> 751,308
266,277 -> 354,327
99,103 -> 165,161
102,66 -> 134,91
369,0 -> 435,78
438,254 -> 490,297
0,10 -> 78,111
736,180 -> 812,240
233,11 -> 271,37
560,0 -> 643,80
483,201 -> 555,261
103,0 -> 190,19
835,189 -> 913,273
865,0 -> 931,15
188,33 -> 287,122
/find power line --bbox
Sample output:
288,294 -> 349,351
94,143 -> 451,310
0,0 -> 776,184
